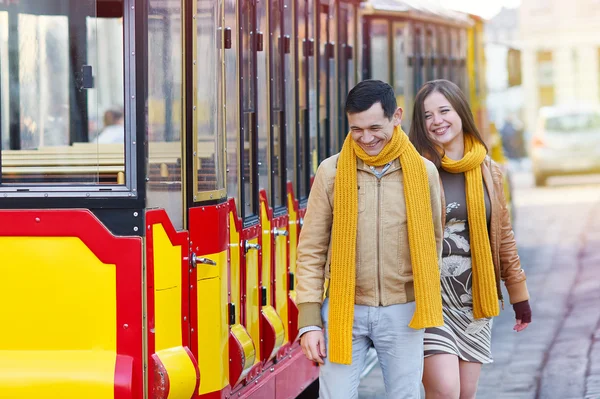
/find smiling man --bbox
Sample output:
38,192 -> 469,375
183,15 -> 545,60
296,80 -> 445,398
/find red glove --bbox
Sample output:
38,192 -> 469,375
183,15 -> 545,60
513,300 -> 531,323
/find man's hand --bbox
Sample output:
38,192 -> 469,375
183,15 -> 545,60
300,330 -> 327,365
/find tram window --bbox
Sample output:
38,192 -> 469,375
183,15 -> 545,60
283,0 -> 296,195
146,1 -> 184,229
307,0 -> 318,191
256,0 -> 269,204
318,7 -> 328,161
225,0 -> 240,213
393,23 -> 412,129
0,0 -> 130,190
338,5 -> 350,138
370,19 -> 390,84
196,0 -> 224,197
270,0 -> 285,208
1,11 -> 8,151
449,29 -> 459,85
437,27 -> 448,79
241,1 -> 256,218
459,29 -> 468,94
393,24 -> 407,112
296,0 -> 308,199
426,28 -> 436,81
327,4 -> 337,155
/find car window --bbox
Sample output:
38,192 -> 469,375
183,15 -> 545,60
545,113 -> 600,132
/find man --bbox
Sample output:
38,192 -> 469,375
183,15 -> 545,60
296,80 -> 444,398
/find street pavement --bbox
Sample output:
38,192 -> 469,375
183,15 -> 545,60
357,165 -> 600,399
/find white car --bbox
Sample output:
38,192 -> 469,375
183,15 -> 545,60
530,106 -> 600,186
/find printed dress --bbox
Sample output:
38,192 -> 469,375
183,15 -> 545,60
424,170 -> 493,364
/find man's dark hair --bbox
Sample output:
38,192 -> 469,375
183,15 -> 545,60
345,80 -> 397,119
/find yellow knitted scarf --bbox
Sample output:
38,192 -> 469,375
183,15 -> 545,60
329,126 -> 443,365
441,134 -> 500,319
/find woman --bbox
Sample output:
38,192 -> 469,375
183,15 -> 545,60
409,80 -> 531,399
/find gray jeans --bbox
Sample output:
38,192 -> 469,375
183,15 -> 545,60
319,298 -> 424,399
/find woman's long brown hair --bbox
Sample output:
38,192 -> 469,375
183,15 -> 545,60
409,79 -> 488,167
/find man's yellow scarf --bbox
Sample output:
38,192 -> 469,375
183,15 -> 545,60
441,134 -> 500,320
329,126 -> 443,365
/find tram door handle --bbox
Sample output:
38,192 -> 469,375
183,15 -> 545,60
81,65 -> 94,89
273,228 -> 288,237
191,253 -> 217,268
244,241 -> 261,253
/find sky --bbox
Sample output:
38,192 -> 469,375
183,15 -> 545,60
440,0 -> 522,19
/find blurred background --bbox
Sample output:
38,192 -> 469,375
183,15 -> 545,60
359,1 -> 600,398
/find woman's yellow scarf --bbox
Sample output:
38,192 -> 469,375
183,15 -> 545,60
329,126 -> 443,365
441,134 -> 500,319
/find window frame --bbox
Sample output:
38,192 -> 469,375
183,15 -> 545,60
0,0 -> 140,200
192,0 -> 226,202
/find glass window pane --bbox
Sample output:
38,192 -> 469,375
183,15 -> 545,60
426,28 -> 435,81
284,0 -> 295,193
370,19 -> 389,84
87,17 -> 124,144
19,13 -> 70,148
347,6 -> 355,90
327,5 -> 337,155
307,0 -> 317,191
438,27 -> 448,79
0,1 -> 129,188
257,0 -> 269,202
450,29 -> 458,84
147,0 -> 184,229
318,9 -> 328,160
241,0 -> 256,217
197,0 -> 223,194
225,0 -> 240,214
1,11 -> 8,151
270,0 -> 284,207
297,0 -> 308,199
460,29 -> 468,94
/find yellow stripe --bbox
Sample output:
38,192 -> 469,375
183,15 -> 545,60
152,224 -> 197,399
196,250 -> 229,394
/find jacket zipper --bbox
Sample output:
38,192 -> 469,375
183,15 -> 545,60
377,178 -> 382,306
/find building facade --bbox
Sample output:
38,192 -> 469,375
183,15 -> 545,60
520,0 -> 600,132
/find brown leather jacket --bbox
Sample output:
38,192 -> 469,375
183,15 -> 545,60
296,154 -> 444,329
440,156 -> 529,306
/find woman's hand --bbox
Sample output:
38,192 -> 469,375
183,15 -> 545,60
513,300 -> 531,332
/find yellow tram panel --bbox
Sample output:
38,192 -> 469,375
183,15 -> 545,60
196,250 -> 229,394
152,224 -> 198,399
244,238 -> 261,364
0,236 -> 117,399
275,231 -> 290,342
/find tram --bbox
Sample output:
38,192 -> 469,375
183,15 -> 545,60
0,0 -> 491,398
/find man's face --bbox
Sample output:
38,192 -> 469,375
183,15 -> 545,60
348,103 -> 402,156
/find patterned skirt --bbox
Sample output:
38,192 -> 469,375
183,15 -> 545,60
424,254 -> 493,364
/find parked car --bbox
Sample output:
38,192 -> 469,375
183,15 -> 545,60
531,106 -> 600,186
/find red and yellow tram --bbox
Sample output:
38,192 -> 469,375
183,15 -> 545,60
0,0 -> 490,398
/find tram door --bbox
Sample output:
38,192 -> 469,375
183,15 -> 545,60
337,2 -> 356,140
393,22 -> 413,131
413,24 -> 425,98
317,2 -> 336,158
296,0 -> 310,199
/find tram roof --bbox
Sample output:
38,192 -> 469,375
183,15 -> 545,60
361,0 -> 474,26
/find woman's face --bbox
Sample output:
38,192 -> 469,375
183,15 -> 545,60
423,91 -> 463,149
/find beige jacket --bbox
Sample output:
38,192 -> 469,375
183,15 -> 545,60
440,157 -> 529,305
296,154 -> 443,329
